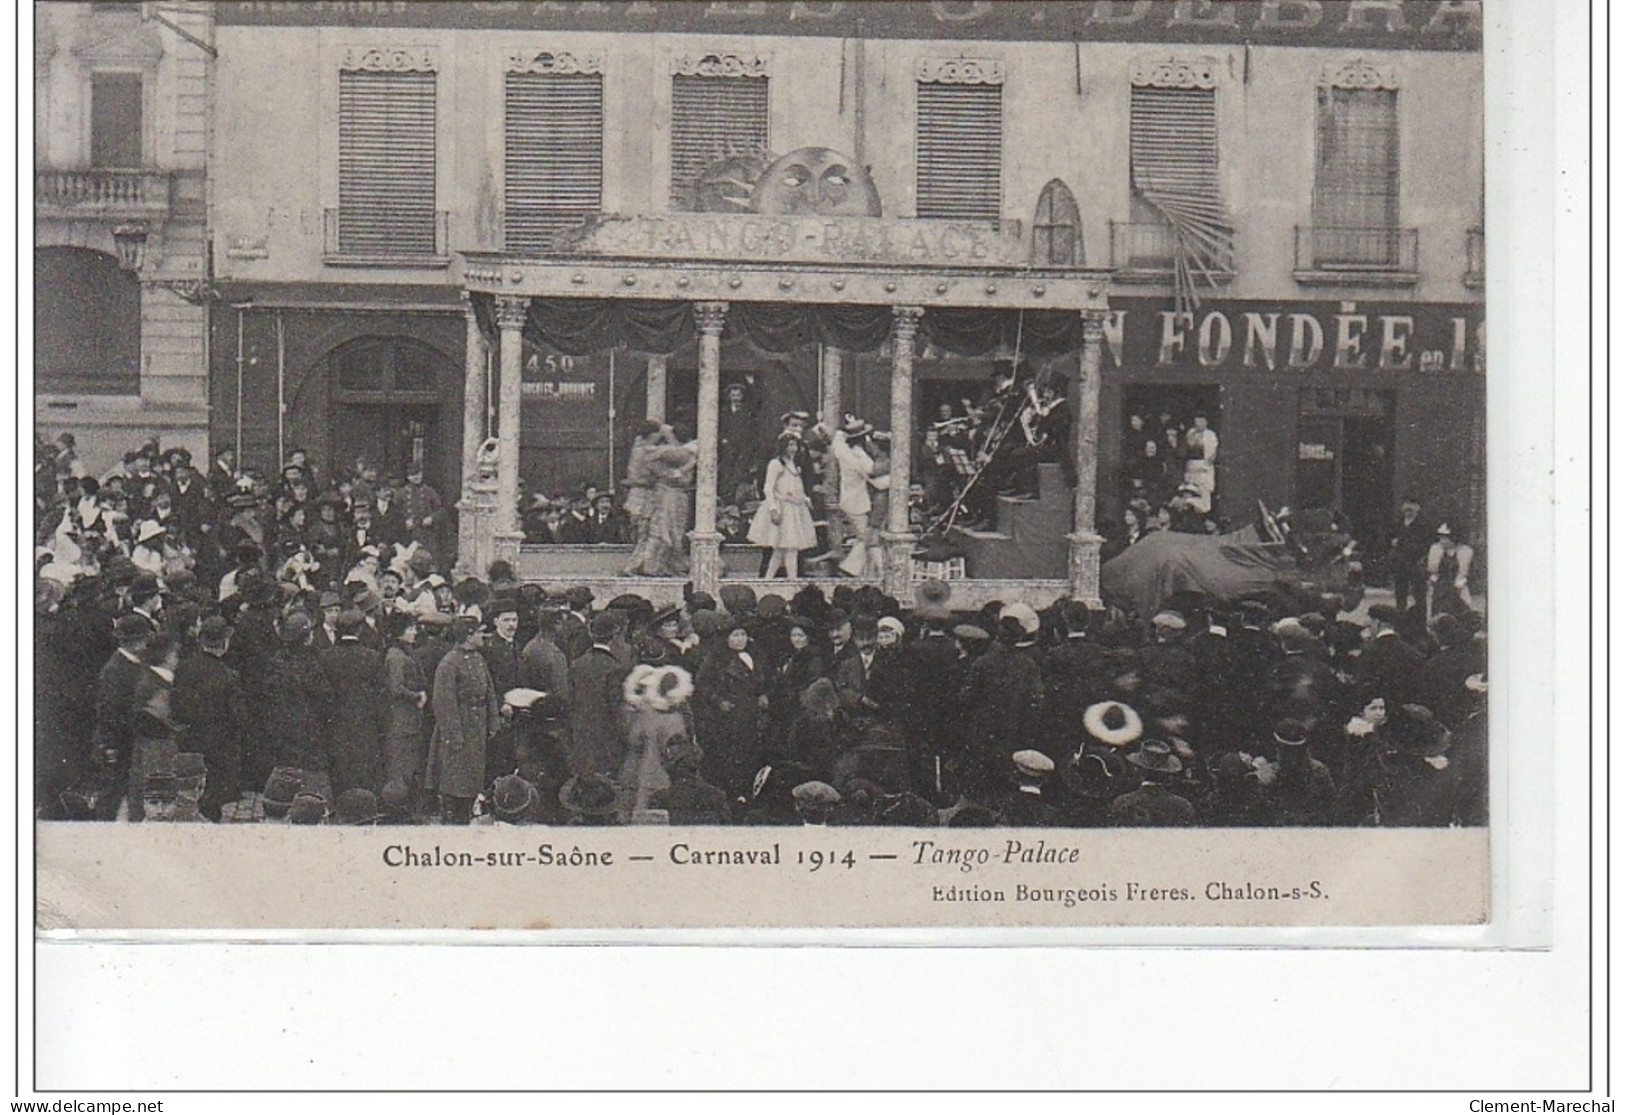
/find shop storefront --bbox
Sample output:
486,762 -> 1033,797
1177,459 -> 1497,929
1097,297 -> 1487,550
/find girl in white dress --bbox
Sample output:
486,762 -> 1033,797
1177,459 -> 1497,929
747,433 -> 817,578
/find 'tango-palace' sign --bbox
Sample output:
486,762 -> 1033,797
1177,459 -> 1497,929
557,214 -> 1034,269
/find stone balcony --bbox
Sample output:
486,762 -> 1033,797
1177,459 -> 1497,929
35,169 -> 172,221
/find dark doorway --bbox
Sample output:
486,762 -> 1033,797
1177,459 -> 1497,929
1121,383 -> 1222,509
336,402 -> 439,485
1295,387 -> 1394,549
326,336 -> 452,491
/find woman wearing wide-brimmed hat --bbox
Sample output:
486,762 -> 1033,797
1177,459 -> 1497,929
618,664 -> 695,814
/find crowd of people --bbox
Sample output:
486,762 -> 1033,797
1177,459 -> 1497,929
34,431 -> 1487,830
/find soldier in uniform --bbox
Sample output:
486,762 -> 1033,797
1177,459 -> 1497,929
427,615 -> 501,824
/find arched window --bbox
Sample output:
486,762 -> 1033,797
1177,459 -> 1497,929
1032,178 -> 1083,266
35,247 -> 141,395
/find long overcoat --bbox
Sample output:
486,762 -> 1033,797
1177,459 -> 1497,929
428,646 -> 501,799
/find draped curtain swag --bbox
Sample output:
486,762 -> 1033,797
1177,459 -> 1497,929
473,296 -> 1082,361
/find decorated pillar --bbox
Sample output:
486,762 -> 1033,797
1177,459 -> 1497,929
1067,308 -> 1109,605
455,293 -> 496,577
882,307 -> 924,598
645,353 -> 668,423
819,345 -> 844,510
493,294 -> 530,566
689,301 -> 729,594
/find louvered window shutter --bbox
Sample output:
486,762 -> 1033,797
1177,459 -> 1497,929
338,69 -> 437,256
915,82 -> 1002,223
504,72 -> 604,252
1314,87 -> 1400,237
1129,84 -> 1234,307
669,74 -> 769,210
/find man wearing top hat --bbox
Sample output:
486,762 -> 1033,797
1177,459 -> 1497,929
428,615 -> 501,824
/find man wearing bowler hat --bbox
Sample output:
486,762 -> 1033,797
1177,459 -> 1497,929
88,614 -> 155,819
568,612 -> 631,779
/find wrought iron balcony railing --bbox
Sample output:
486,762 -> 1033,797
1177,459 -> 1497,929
1294,225 -> 1419,285
1109,220 -> 1235,284
1465,227 -> 1485,288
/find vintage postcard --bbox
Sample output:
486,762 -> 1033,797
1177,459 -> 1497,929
32,0 -> 1497,934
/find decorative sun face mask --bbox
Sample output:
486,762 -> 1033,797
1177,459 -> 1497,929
751,147 -> 882,217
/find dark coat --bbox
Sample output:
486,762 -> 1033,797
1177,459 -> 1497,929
382,644 -> 428,788
652,773 -> 732,824
1038,637 -> 1110,762
696,650 -> 767,795
257,645 -> 334,777
428,646 -> 500,799
92,650 -> 147,772
956,642 -> 1045,802
1257,756 -> 1338,826
557,612 -> 593,663
171,651 -> 249,818
320,639 -> 386,795
997,788 -> 1061,827
567,646 -> 628,778
771,646 -> 825,731
1110,781 -> 1197,826
1357,632 -> 1426,706
899,632 -> 963,759
482,634 -> 525,782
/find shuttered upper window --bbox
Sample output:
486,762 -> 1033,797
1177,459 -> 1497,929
1314,87 -> 1400,233
337,67 -> 438,258
915,74 -> 1002,223
505,70 -> 604,251
669,73 -> 769,211
1127,62 -> 1235,305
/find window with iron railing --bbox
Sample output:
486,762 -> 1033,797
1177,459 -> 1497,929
1466,227 -> 1485,288
1123,72 -> 1234,300
504,69 -> 604,251
333,67 -> 443,264
1301,85 -> 1417,280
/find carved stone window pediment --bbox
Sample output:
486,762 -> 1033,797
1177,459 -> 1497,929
506,49 -> 604,76
1130,56 -> 1219,90
340,46 -> 438,73
1320,57 -> 1400,90
671,52 -> 770,79
917,57 -> 1005,86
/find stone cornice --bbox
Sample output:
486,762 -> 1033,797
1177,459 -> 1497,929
460,255 -> 1111,314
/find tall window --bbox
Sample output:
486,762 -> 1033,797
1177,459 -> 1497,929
336,60 -> 438,258
90,72 -> 143,168
504,59 -> 604,251
915,61 -> 1003,223
1313,86 -> 1401,265
1126,62 -> 1234,302
669,63 -> 769,211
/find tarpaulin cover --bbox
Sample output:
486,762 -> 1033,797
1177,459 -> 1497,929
1099,525 -> 1295,618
